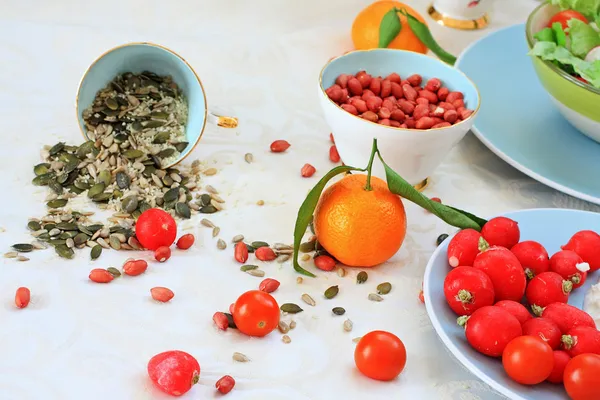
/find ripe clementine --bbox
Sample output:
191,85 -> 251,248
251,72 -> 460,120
314,174 -> 406,267
351,1 -> 428,54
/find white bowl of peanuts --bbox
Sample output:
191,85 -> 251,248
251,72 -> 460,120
319,49 -> 480,186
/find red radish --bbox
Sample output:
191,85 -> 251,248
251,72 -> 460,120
549,250 -> 589,289
522,317 -> 562,349
526,272 -> 572,313
494,300 -> 532,325
458,306 -> 522,357
473,242 -> 527,302
447,228 -> 482,267
561,326 -> 600,357
561,230 -> 600,271
148,350 -> 200,396
547,350 -> 571,383
481,216 -> 520,249
541,302 -> 596,333
443,266 -> 495,316
510,240 -> 549,279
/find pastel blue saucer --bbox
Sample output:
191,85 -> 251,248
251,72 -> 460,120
424,208 -> 600,400
456,24 -> 600,205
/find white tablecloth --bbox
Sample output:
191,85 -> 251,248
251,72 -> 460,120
1,1 -> 597,399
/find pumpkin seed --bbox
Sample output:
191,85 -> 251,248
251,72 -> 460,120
357,271 -> 368,284
245,244 -> 256,253
200,205 -> 217,214
240,264 -> 258,272
34,163 -> 51,176
278,321 -> 290,334
73,233 -> 89,246
368,293 -> 384,302
27,221 -> 41,231
92,192 -> 112,202
173,142 -> 188,152
90,244 -> 102,260
199,193 -> 212,206
76,141 -> 95,158
282,335 -> 291,344
123,149 -> 144,159
145,120 -> 166,128
377,282 -> 392,295
156,148 -> 175,158
217,239 -> 227,250
121,196 -> 138,213
163,188 -> 179,203
232,234 -> 244,243
437,233 -> 449,246
301,293 -> 316,306
332,307 -> 346,315
4,251 -> 18,258
299,240 -> 316,253
97,170 -> 111,186
152,132 -> 171,144
343,319 -> 353,332
105,98 -> 119,110
212,226 -> 220,237
251,241 -> 269,249
87,183 -> 105,198
49,180 -> 63,194
48,239 -> 67,246
115,172 -> 131,189
49,142 -> 65,155
32,173 -> 54,186
324,285 -> 339,299
232,352 -> 250,362
244,153 -> 253,163
56,222 -> 77,231
200,218 -> 214,228
55,245 -> 74,259
280,303 -> 303,314
247,269 -> 265,277
109,235 -> 121,250
106,267 -> 121,277
46,199 -> 68,208
12,243 -> 33,252
175,202 -> 191,219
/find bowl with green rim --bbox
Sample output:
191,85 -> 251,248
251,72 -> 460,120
526,3 -> 600,144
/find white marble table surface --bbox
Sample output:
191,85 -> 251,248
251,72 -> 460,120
0,0 -> 596,399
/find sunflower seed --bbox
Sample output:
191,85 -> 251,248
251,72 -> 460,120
203,167 -> 217,176
343,319 -> 353,332
217,239 -> 227,250
324,285 -> 339,299
278,320 -> 290,334
276,254 -> 290,263
368,293 -> 384,302
210,193 -> 225,203
296,277 -> 303,284
4,251 -> 18,258
282,335 -> 291,344
256,200 -> 264,206
205,185 -> 218,194
357,271 -> 368,284
273,243 -> 293,250
96,238 -> 110,249
337,267 -> 346,277
276,248 -> 293,255
16,255 -> 30,262
332,307 -> 346,315
128,237 -> 142,250
301,293 -> 316,306
289,320 -> 297,329
210,199 -> 223,211
232,234 -> 244,243
212,226 -> 220,237
232,352 -> 250,362
377,282 -> 392,295
12,244 -> 34,252
301,254 -> 311,261
32,241 -> 48,250
48,228 -> 61,237
280,303 -> 303,314
244,153 -> 253,163
246,269 -> 265,277
65,238 -> 75,248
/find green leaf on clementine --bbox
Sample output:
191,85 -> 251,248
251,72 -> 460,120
378,8 -> 402,48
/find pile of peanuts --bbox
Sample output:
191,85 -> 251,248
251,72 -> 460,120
325,71 -> 473,130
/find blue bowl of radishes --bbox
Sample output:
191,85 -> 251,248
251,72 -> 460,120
424,208 -> 600,400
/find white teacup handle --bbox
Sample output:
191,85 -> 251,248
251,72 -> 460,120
207,111 -> 238,128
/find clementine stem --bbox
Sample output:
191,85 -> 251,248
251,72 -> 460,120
364,139 -> 378,191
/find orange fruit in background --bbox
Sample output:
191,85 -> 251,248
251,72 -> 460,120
314,174 -> 406,267
352,1 -> 428,54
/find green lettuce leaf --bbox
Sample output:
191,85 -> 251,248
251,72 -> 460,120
568,18 -> 600,57
549,0 -> 600,19
529,40 -> 600,87
535,27 -> 557,42
552,22 -> 568,46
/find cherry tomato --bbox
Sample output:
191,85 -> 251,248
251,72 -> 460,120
461,306 -> 522,357
502,335 -> 554,385
547,350 -> 570,384
548,10 -> 588,30
354,330 -> 407,381
564,354 -> 600,400
510,240 -> 549,279
473,246 -> 527,302
135,208 -> 177,250
522,317 -> 562,349
443,266 -> 495,316
494,300 -> 532,325
481,216 -> 520,249
232,290 -> 280,337
148,350 -> 200,396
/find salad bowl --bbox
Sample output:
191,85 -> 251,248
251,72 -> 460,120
526,2 -> 600,144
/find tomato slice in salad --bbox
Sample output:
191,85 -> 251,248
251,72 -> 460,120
574,75 -> 589,84
548,10 -> 588,30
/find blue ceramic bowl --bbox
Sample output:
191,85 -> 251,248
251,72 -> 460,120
76,42 -> 210,168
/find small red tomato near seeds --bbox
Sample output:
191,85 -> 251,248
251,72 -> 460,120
270,140 -> 291,153
561,230 -> 600,271
550,249 -> 590,288
123,259 -> 148,276
176,234 -> 195,250
563,354 -> 600,400
255,246 -> 276,261
541,302 -> 596,334
510,240 -> 550,279
418,290 -> 425,303
234,242 -> 249,263
89,268 -> 114,283
502,335 -> 554,385
473,243 -> 527,302
526,271 -> 572,312
148,350 -> 200,396
547,350 -> 571,383
447,228 -> 482,267
216,375 -> 235,394
213,312 -> 229,331
522,317 -> 562,349
329,145 -> 341,163
443,266 -> 495,316
258,278 -> 280,293
232,290 -> 280,337
15,287 -> 30,309
314,255 -> 336,271
481,216 -> 520,249
354,330 -> 407,381
301,163 -> 316,177
460,306 -> 522,357
154,246 -> 171,262
135,208 -> 177,250
151,287 -> 175,303
561,326 -> 600,357
494,300 -> 533,325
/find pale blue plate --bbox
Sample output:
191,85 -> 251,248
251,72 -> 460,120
424,208 -> 600,400
456,24 -> 600,205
